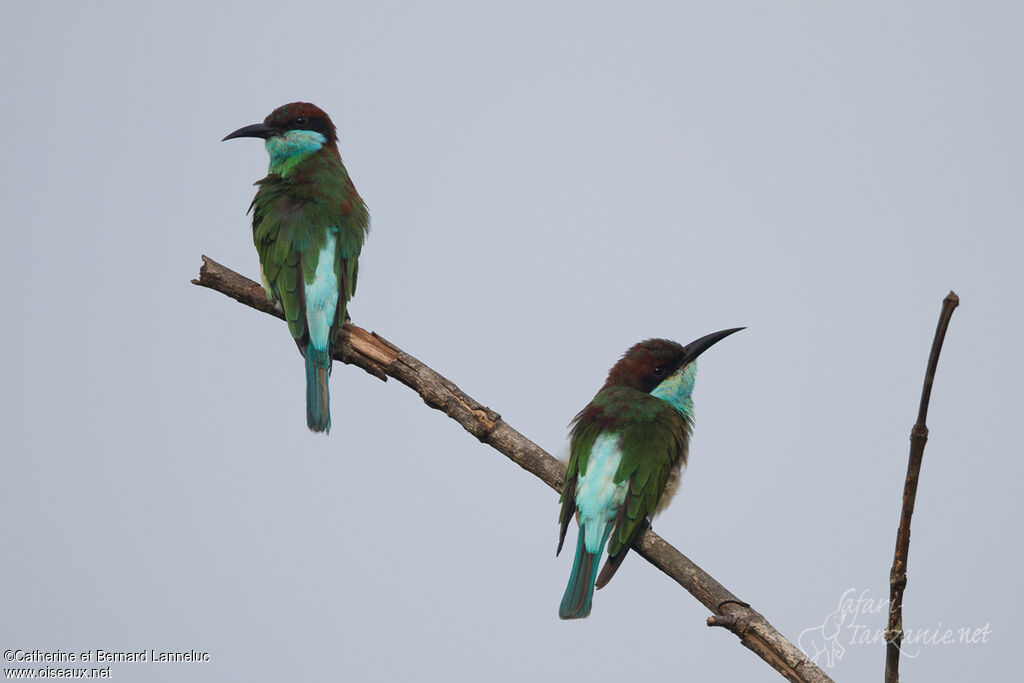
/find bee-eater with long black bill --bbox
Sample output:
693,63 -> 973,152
557,329 -> 743,619
223,102 -> 369,433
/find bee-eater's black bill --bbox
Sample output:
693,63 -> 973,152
681,327 -> 745,364
222,123 -> 277,141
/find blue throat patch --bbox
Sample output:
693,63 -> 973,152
651,362 -> 697,419
265,129 -> 327,175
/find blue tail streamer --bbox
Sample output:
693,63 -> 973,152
305,343 -> 331,433
559,523 -> 612,619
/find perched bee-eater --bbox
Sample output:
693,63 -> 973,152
557,329 -> 743,619
223,102 -> 369,433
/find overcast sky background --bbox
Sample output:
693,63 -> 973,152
2,2 -> 1021,681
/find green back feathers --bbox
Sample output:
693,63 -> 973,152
249,151 -> 369,345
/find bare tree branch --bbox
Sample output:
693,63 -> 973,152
885,291 -> 960,683
193,255 -> 833,683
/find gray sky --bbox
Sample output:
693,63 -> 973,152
2,2 -> 1021,681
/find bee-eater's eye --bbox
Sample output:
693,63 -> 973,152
652,366 -> 666,376
294,116 -> 308,127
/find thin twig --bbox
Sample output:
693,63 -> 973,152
193,255 -> 834,683
885,291 -> 960,683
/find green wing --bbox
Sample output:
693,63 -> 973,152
331,193 -> 368,341
557,388 -> 690,558
557,411 -> 602,555
607,399 -> 690,557
249,163 -> 369,346
251,182 -> 323,342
